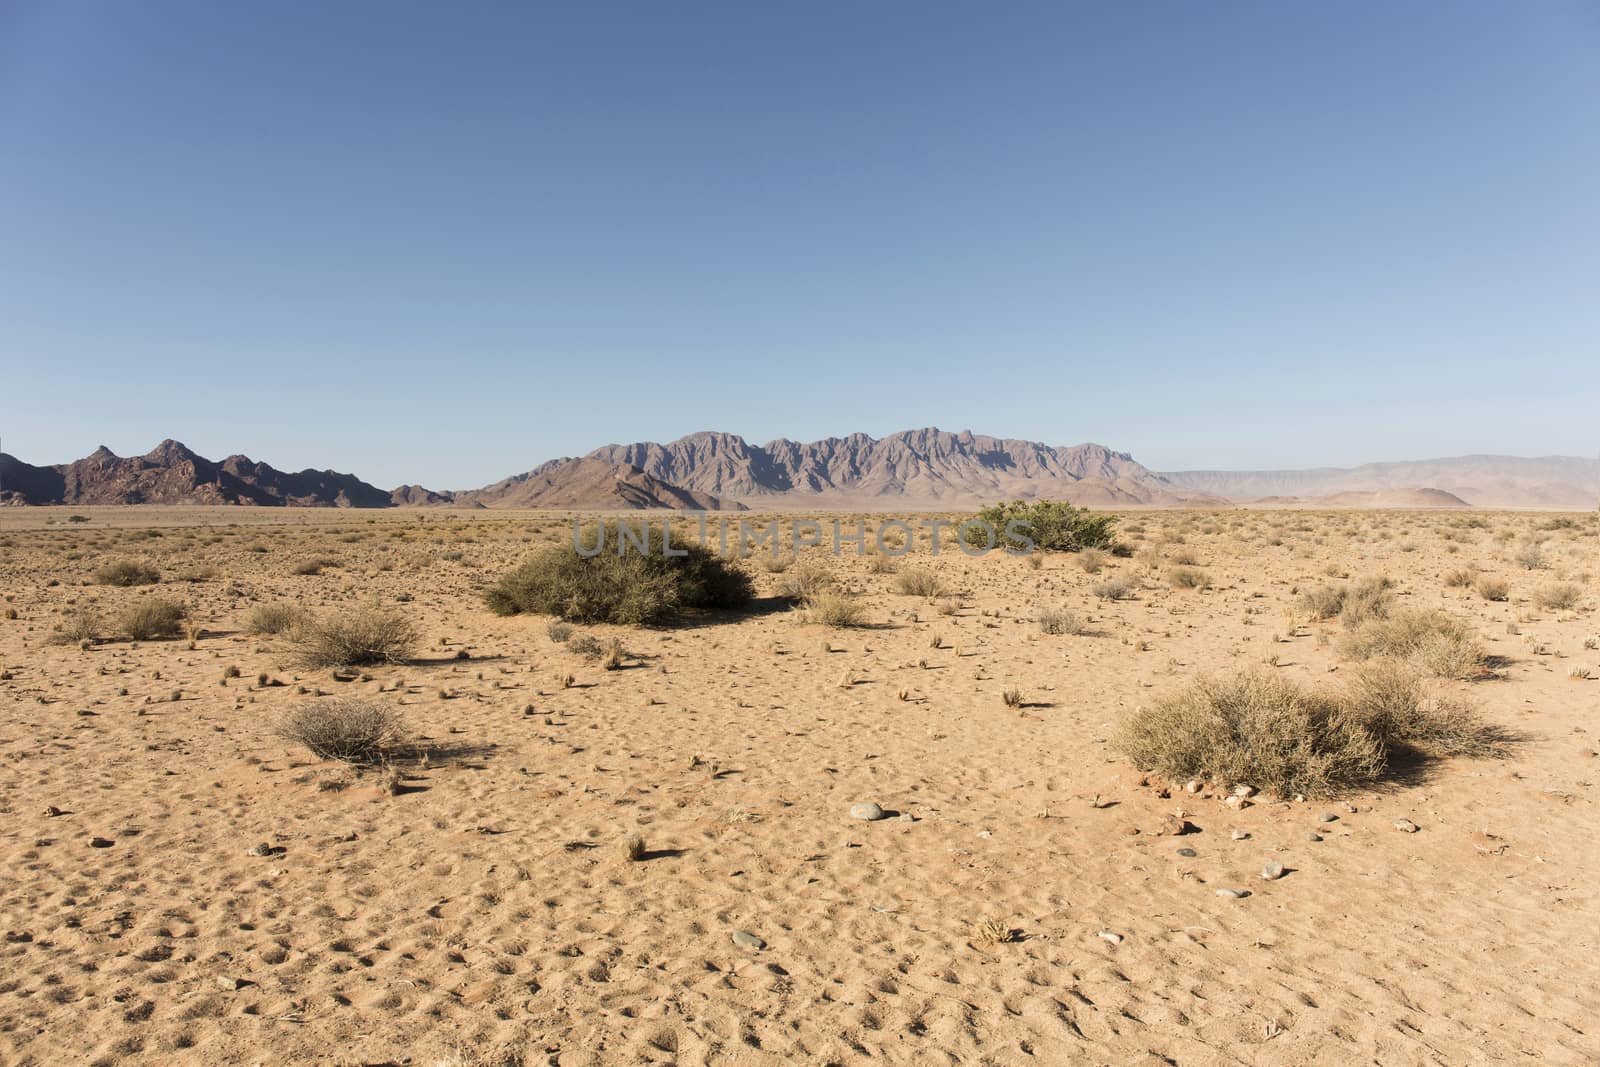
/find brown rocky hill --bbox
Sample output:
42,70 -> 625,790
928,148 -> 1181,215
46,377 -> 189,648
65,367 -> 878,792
452,458 -> 739,511
1,440 -> 395,507
582,428 -> 1222,507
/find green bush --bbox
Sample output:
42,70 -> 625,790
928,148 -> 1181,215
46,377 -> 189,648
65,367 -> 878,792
485,531 -> 753,625
961,500 -> 1118,554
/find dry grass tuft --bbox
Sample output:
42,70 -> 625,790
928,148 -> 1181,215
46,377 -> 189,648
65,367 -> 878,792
894,567 -> 947,598
246,603 -> 306,635
797,590 -> 868,628
1038,607 -> 1083,635
1338,608 -> 1486,679
1474,577 -> 1510,602
1114,666 -> 1502,798
117,598 -> 186,640
1535,583 -> 1581,611
1167,566 -> 1208,590
777,560 -> 835,601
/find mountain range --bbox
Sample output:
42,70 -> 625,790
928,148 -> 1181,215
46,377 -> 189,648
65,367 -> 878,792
2,431 -> 1595,510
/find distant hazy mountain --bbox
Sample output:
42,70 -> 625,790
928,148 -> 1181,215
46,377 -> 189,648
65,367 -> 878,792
1163,455 -> 1600,509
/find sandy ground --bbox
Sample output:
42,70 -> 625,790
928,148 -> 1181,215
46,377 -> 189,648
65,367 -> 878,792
0,506 -> 1597,1066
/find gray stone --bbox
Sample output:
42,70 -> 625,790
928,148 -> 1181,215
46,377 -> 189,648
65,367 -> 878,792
1306,832 -> 1323,842
1318,812 -> 1338,823
1176,847 -> 1197,858
1394,819 -> 1420,833
1261,861 -> 1286,881
850,802 -> 886,822
731,930 -> 765,950
1215,888 -> 1249,899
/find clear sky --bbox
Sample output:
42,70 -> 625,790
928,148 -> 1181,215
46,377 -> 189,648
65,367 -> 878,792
2,1 -> 1597,489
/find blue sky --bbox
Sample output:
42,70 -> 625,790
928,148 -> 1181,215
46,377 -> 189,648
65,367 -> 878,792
2,1 -> 1597,489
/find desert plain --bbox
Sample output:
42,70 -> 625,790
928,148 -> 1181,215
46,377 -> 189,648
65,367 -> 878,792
0,505 -> 1597,1066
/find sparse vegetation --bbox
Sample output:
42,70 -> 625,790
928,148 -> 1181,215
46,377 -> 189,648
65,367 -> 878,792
485,534 -> 753,625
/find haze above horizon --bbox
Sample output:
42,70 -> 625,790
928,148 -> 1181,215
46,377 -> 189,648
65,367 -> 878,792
3,2 -> 1597,487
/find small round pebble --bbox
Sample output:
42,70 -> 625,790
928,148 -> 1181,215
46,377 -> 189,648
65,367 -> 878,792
1215,888 -> 1249,899
1394,819 -> 1420,833
1098,931 -> 1123,945
730,931 -> 765,950
1306,832 -> 1323,842
1261,861 -> 1286,881
1318,812 -> 1338,823
850,802 -> 885,822
1176,847 -> 1197,858
1230,830 -> 1251,841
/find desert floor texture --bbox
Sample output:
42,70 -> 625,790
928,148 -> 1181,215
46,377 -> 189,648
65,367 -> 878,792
1,506 -> 1597,1066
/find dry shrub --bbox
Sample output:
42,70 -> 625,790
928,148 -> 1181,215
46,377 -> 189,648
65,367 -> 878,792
246,603 -> 306,635
568,633 -> 604,659
1167,566 -> 1208,590
118,598 -> 186,640
1343,659 -> 1503,760
289,606 -> 417,668
894,567 -> 946,598
292,557 -> 336,576
1091,577 -> 1132,601
1535,583 -> 1581,611
94,559 -> 161,586
1474,577 -> 1510,602
866,550 -> 898,575
55,606 -> 103,644
1339,608 -> 1486,679
777,560 -> 835,600
797,590 -> 867,628
1114,666 -> 1500,798
277,699 -> 401,763
485,535 -> 752,625
1298,576 -> 1394,624
546,620 -> 574,643
1443,567 -> 1477,588
1038,607 -> 1083,635
761,555 -> 793,574
1076,548 -> 1108,574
